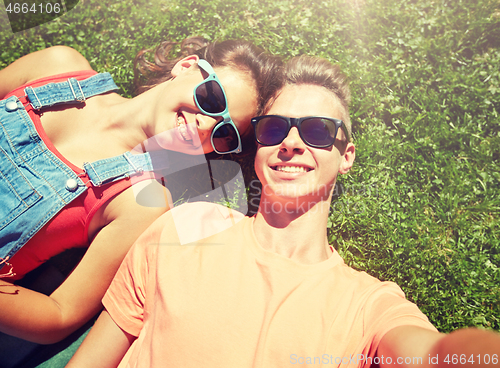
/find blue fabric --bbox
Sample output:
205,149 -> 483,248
0,73 -> 160,268
0,95 -> 86,264
83,151 -> 156,186
24,73 -> 117,110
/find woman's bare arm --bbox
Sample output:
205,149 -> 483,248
0,46 -> 92,98
66,310 -> 134,368
0,186 -> 169,343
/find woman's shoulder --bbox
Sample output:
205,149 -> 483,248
0,46 -> 94,98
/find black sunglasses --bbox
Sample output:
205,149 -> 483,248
251,115 -> 350,148
194,59 -> 242,154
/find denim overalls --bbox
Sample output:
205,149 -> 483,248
0,73 -> 166,272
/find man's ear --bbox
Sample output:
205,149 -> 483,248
171,55 -> 200,77
339,142 -> 355,174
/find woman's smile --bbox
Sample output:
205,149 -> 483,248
176,112 -> 192,142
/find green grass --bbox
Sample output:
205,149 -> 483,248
1,0 -> 499,333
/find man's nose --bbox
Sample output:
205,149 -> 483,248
279,127 -> 306,153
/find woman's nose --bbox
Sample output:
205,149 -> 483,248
196,113 -> 221,133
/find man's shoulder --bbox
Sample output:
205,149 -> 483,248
329,259 -> 405,298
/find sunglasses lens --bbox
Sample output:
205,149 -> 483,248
195,80 -> 226,114
213,123 -> 239,153
255,116 -> 289,145
301,118 -> 337,147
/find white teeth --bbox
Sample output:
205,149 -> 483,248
176,114 -> 192,141
274,166 -> 309,173
178,124 -> 190,141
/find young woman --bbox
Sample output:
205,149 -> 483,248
0,37 -> 281,366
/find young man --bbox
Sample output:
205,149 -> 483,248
68,56 -> 500,367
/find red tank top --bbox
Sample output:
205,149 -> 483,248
4,71 -> 133,280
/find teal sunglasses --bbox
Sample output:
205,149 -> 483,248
194,59 -> 242,154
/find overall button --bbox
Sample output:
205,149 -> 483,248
5,101 -> 18,112
65,178 -> 79,192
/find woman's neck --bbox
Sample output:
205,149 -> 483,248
100,90 -> 157,151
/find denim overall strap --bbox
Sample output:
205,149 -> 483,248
82,148 -> 208,186
25,73 -> 118,109
83,152 -> 163,186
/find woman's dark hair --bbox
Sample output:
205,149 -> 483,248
134,36 -> 283,153
133,36 -> 210,94
283,55 -> 352,138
